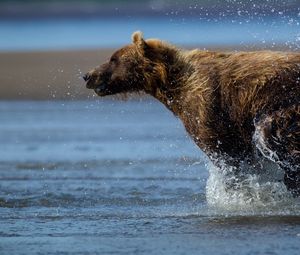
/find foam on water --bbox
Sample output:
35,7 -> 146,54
205,158 -> 300,215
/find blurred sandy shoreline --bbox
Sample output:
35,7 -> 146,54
0,49 -> 115,100
0,45 -> 297,100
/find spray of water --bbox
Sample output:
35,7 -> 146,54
205,155 -> 300,215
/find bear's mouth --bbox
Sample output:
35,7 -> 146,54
93,84 -> 115,97
94,85 -> 108,96
85,80 -> 109,96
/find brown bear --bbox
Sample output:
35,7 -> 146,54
83,31 -> 300,196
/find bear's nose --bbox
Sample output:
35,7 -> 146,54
82,73 -> 91,82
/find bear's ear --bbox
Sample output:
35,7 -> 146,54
132,31 -> 147,50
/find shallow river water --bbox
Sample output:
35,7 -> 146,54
0,100 -> 300,255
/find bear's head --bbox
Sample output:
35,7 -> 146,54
83,31 -> 179,97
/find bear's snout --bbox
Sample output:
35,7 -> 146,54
82,73 -> 91,82
84,64 -> 111,89
83,70 -> 101,89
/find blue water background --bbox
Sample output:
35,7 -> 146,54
0,17 -> 300,51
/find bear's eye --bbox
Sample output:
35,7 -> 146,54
110,56 -> 118,64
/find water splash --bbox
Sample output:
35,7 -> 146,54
205,158 -> 300,215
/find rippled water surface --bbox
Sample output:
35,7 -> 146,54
0,100 -> 300,255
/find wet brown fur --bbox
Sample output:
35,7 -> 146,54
85,31 -> 300,195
